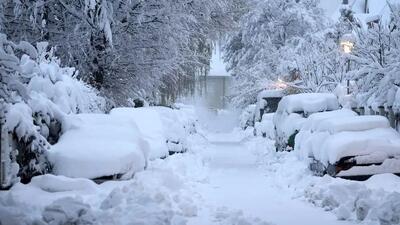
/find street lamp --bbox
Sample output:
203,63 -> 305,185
340,34 -> 355,95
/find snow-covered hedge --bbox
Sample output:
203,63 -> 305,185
0,34 -> 105,187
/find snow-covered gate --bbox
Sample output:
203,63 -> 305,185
0,124 -> 9,189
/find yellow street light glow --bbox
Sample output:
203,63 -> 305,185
275,78 -> 287,89
341,40 -> 354,53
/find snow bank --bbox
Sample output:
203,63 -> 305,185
29,174 -> 98,193
49,113 -> 149,179
305,175 -> 400,224
0,133 -> 206,225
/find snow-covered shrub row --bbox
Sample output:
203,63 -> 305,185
0,34 -> 105,186
305,174 -> 400,224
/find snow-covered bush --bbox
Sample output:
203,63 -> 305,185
0,34 -> 105,186
239,104 -> 256,130
254,113 -> 275,139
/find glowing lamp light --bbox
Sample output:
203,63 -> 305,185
275,78 -> 288,89
341,40 -> 354,54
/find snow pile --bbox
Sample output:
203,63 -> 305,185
49,113 -> 149,179
30,174 -> 98,193
304,174 -> 400,224
0,35 -> 105,187
214,207 -> 272,225
42,197 -> 96,225
0,140 -> 207,225
254,113 -> 275,139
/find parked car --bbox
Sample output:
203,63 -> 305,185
296,113 -> 400,180
273,93 -> 340,151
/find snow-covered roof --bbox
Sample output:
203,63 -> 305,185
209,45 -> 230,77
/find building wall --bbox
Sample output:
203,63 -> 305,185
196,76 -> 231,109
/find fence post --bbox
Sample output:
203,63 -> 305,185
0,124 -> 7,189
359,107 -> 365,115
351,107 -> 359,115
388,106 -> 396,129
368,106 -> 375,115
378,106 -> 386,117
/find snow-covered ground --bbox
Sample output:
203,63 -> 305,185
1,107 -> 400,225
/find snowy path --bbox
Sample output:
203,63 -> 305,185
188,134 -> 355,225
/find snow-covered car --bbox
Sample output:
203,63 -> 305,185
254,89 -> 284,122
296,113 -> 400,180
49,113 -> 149,180
110,107 -> 189,158
273,93 -> 340,151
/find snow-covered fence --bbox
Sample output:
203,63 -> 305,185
351,106 -> 400,131
0,124 -> 14,190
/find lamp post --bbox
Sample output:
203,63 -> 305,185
340,34 -> 354,95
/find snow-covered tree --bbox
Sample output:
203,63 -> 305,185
224,0 -> 327,107
349,4 -> 400,111
0,34 -> 104,186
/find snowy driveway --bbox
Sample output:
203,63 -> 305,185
188,133 -> 355,225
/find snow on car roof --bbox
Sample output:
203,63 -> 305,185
276,93 -> 339,114
300,109 -> 358,132
323,128 -> 400,165
314,115 -> 390,134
